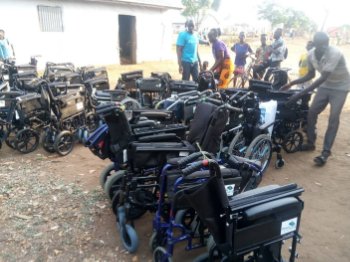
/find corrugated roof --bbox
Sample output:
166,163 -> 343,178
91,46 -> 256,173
82,0 -> 183,9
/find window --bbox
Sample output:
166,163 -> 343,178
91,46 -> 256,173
37,5 -> 64,32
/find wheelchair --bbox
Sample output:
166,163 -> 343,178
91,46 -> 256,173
176,159 -> 304,262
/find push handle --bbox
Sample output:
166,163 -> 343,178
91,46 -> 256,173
182,159 -> 221,178
177,151 -> 211,167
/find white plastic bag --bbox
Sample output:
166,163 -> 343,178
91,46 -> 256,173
259,100 -> 277,136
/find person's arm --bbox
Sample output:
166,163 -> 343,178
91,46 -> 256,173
248,44 -> 253,54
210,51 -> 224,72
176,45 -> 184,74
284,71 -> 331,105
176,32 -> 185,74
0,45 -> 5,61
280,68 -> 316,91
197,49 -> 202,71
231,43 -> 236,53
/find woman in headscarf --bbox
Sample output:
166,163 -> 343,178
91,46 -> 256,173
207,28 -> 233,88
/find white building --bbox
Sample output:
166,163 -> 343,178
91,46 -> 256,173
0,0 -> 182,67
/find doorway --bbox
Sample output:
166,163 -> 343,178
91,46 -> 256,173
118,15 -> 137,65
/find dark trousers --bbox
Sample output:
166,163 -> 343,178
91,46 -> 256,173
182,61 -> 199,82
263,60 -> 281,81
253,63 -> 268,79
307,88 -> 348,152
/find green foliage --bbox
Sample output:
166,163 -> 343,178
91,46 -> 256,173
181,0 -> 213,27
257,0 -> 317,34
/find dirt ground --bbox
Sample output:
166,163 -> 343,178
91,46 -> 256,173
1,37 -> 350,262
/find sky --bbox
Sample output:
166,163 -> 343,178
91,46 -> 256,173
217,0 -> 349,29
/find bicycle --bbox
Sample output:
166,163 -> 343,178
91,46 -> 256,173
226,55 -> 255,88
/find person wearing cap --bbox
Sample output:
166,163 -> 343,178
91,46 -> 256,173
176,20 -> 202,81
280,32 -> 350,166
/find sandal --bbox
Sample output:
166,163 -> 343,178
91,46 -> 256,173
314,155 -> 328,166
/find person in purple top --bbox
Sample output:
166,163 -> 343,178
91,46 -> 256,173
208,28 -> 233,88
231,32 -> 253,86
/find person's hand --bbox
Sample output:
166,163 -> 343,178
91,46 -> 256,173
178,65 -> 183,74
280,83 -> 292,91
285,92 -> 303,107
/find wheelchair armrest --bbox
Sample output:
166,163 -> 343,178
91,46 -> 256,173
137,133 -> 181,142
140,111 -> 172,120
131,120 -> 157,128
244,197 -> 302,221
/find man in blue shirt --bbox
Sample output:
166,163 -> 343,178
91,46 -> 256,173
0,29 -> 13,61
176,20 -> 202,81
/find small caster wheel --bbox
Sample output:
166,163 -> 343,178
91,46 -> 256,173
275,159 -> 285,169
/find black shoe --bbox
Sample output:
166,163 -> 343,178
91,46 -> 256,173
314,150 -> 331,166
300,143 -> 315,151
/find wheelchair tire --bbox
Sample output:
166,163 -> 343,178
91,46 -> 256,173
5,128 -> 19,149
227,130 -> 246,157
81,129 -> 89,144
245,134 -> 272,174
153,246 -> 172,262
282,131 -> 303,153
149,230 -> 166,252
275,159 -> 285,169
120,224 -> 139,253
99,163 -> 116,189
111,190 -> 146,220
54,131 -> 74,156
193,253 -> 209,262
174,208 -> 196,229
104,171 -> 124,200
15,129 -> 40,154
42,128 -> 56,153
206,235 -> 223,261
86,112 -> 99,132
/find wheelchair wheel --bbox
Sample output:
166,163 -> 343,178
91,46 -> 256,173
245,134 -> 272,174
206,235 -> 223,261
153,246 -> 172,262
120,224 -> 139,253
227,130 -> 246,157
104,171 -> 125,200
282,131 -> 303,153
99,163 -> 116,189
174,208 -> 196,229
86,112 -> 99,132
15,129 -> 40,154
54,131 -> 74,156
275,159 -> 285,169
193,253 -> 210,262
5,128 -> 19,149
81,129 -> 89,144
149,230 -> 166,252
111,190 -> 146,219
42,128 -> 57,153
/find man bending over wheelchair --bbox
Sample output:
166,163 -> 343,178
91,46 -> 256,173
280,32 -> 350,166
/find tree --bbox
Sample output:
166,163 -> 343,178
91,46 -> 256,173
181,0 -> 216,28
257,0 -> 317,34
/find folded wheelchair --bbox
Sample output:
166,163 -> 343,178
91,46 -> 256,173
158,158 -> 304,262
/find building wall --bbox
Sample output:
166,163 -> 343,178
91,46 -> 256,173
0,0 -> 174,68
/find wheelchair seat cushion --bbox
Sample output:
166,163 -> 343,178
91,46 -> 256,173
243,197 -> 302,221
